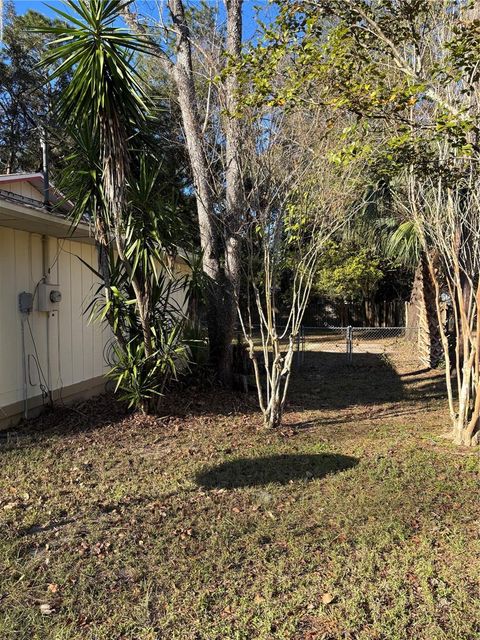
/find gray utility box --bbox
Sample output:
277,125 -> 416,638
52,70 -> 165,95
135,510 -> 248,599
18,291 -> 34,314
38,283 -> 62,312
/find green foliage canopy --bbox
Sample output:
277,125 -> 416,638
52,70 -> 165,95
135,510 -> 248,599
314,241 -> 383,302
0,6 -> 70,173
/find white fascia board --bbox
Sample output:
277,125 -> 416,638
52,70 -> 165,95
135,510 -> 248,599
0,198 -> 94,244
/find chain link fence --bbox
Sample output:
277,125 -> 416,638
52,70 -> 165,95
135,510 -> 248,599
299,326 -> 418,364
243,325 -> 417,369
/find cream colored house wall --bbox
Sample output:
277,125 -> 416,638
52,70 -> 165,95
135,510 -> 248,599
0,228 -> 108,421
170,260 -> 190,316
0,178 -> 192,427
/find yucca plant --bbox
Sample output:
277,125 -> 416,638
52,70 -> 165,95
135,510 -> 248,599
81,156 -> 195,411
40,1 -> 198,412
40,0 -> 157,354
109,322 -> 188,413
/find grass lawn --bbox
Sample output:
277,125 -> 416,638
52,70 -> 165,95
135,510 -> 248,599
1,350 -> 479,639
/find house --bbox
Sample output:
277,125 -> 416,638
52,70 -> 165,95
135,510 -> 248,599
0,173 -> 108,428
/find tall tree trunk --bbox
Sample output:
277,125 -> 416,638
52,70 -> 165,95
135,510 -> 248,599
123,0 -> 243,385
167,0 -> 226,380
169,0 -> 243,384
221,0 -> 244,384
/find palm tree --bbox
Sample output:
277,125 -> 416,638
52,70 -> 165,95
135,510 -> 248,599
41,0 -> 155,355
354,182 -> 443,368
388,221 -> 443,368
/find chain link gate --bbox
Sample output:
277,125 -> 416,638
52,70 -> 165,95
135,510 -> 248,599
298,326 -> 418,364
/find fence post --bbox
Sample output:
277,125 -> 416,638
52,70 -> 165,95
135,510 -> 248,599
346,325 -> 353,363
295,330 -> 300,369
295,326 -> 305,368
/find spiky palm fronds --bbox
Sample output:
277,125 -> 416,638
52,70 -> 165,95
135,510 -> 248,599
386,220 -> 421,268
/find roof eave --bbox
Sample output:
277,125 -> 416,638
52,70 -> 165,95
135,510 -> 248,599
0,198 -> 95,244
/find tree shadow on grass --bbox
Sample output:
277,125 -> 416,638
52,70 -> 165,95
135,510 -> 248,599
289,351 -> 446,414
196,453 -> 359,489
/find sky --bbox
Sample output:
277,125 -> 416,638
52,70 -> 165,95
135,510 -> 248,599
11,0 -> 276,41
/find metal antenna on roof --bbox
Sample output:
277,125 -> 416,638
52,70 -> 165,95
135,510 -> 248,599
40,126 -> 51,210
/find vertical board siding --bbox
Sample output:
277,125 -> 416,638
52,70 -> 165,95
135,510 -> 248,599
0,228 -> 108,411
70,241 -> 85,384
14,231 -> 30,400
0,228 -> 17,407
25,234 -> 49,399
81,243 -> 94,383
47,237 -> 61,393
58,240 -> 74,388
